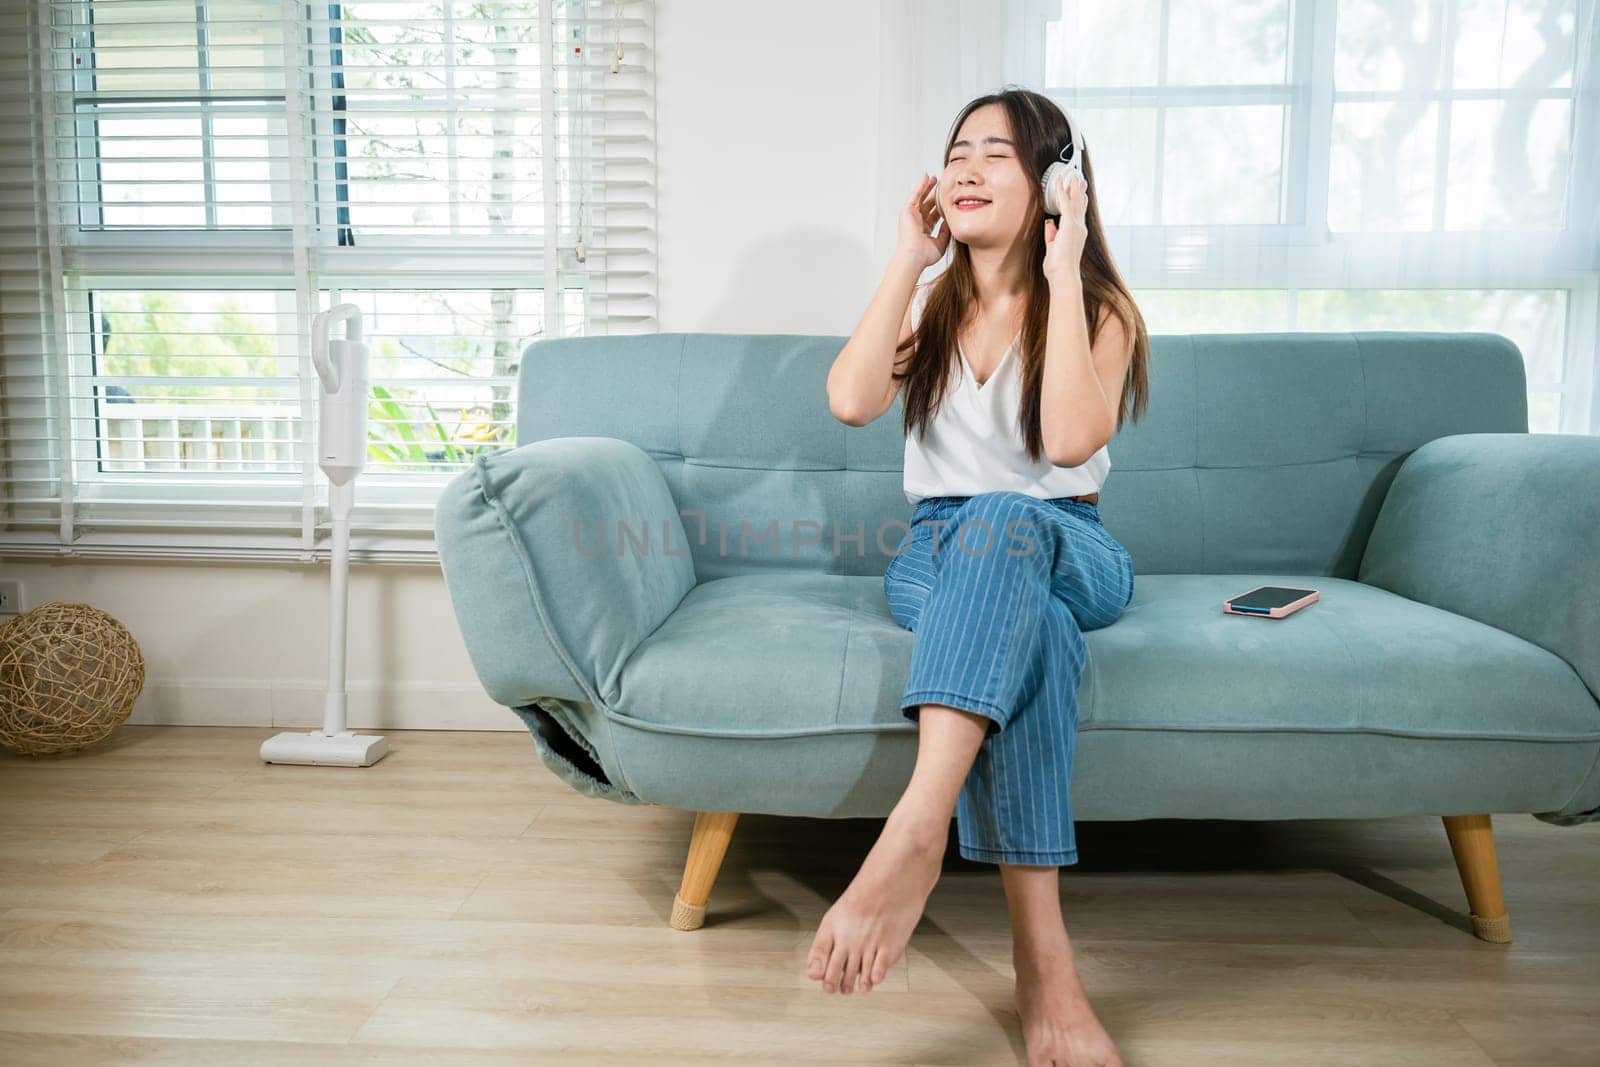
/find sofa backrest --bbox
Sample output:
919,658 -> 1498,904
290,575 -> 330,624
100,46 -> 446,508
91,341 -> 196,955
515,331 -> 1527,581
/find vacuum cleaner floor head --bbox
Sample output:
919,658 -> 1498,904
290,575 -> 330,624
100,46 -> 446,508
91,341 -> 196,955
260,730 -> 389,767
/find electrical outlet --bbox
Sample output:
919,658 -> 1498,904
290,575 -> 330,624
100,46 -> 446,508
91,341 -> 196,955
0,580 -> 21,615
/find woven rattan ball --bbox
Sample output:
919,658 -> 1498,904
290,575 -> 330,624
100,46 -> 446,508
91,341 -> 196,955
0,602 -> 145,756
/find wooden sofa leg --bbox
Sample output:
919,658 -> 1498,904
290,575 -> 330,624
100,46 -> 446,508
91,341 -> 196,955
1441,814 -> 1512,944
671,811 -> 740,931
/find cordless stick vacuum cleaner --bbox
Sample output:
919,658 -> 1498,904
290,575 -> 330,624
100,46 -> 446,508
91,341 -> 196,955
260,304 -> 390,768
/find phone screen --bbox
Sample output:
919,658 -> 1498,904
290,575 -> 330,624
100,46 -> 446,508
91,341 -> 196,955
1229,586 -> 1316,610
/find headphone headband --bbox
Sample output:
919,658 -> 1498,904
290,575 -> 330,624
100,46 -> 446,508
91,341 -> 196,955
1057,107 -> 1085,167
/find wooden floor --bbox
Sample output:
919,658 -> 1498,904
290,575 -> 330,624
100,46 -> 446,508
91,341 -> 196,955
2,726 -> 1597,1065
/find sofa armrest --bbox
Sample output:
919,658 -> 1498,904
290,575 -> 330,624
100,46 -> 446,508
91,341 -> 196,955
1358,432 -> 1600,704
434,436 -> 696,709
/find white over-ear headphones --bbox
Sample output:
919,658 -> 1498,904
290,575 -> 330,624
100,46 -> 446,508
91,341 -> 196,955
1040,111 -> 1087,216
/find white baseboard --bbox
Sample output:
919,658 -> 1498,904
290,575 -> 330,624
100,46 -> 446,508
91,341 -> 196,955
126,678 -> 521,731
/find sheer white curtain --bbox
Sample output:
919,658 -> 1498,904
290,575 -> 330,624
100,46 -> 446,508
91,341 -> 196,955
878,0 -> 1600,435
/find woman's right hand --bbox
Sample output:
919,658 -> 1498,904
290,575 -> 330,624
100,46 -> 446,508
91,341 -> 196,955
895,174 -> 951,269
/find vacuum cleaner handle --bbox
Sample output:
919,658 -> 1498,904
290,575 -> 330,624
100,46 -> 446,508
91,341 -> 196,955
313,304 -> 364,394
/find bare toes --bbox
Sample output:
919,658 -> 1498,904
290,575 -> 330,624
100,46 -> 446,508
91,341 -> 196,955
823,940 -> 848,993
805,930 -> 831,981
862,947 -> 881,992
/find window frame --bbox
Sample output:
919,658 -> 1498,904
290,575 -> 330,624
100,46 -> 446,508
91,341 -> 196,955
1030,0 -> 1598,435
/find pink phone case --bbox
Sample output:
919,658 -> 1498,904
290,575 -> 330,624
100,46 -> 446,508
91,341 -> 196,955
1221,585 -> 1319,619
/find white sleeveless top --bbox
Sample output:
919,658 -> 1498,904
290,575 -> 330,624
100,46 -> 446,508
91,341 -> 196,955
902,283 -> 1111,505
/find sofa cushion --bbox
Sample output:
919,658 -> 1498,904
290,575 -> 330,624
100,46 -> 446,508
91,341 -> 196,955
612,573 -> 1600,744
1084,574 -> 1598,740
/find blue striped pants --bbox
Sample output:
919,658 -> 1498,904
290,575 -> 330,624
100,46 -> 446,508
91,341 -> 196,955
882,491 -> 1136,866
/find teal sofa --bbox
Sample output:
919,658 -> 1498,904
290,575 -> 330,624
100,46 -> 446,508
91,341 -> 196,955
433,331 -> 1600,941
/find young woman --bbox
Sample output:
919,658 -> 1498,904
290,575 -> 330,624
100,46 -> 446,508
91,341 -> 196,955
815,88 -> 1150,1067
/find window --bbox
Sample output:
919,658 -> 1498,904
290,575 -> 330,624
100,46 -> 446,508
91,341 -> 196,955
1329,0 -> 1581,232
3,0 -> 656,561
66,0 -> 289,231
81,287 -> 300,476
1047,0 -> 1296,226
1038,0 -> 1598,435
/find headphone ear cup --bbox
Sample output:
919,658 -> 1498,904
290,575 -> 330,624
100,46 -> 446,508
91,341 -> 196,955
1041,161 -> 1083,215
1041,162 -> 1064,215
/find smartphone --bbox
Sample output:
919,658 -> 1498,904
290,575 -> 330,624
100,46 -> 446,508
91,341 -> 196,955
1222,584 -> 1319,619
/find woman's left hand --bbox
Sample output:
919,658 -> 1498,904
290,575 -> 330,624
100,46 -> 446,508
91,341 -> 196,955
1042,170 -> 1088,285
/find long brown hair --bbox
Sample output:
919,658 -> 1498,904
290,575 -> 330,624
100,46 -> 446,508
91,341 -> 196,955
896,87 -> 1150,463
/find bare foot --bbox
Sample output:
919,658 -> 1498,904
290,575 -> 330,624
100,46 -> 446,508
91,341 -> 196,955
804,807 -> 946,994
1014,937 -> 1124,1067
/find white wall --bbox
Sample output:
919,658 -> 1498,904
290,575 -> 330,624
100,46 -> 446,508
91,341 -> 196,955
0,1 -> 888,731
657,1 -> 885,333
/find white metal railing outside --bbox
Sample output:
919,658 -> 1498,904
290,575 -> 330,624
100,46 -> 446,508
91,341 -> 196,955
99,402 -> 301,473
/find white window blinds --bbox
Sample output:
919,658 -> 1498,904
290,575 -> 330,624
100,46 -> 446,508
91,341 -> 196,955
1,0 -> 656,562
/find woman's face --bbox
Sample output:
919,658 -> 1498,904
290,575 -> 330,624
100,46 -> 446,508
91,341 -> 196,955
939,104 -> 1035,249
